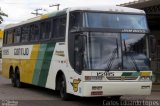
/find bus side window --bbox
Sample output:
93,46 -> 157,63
21,25 -> 30,43
52,16 -> 66,38
52,18 -> 59,38
30,23 -> 40,41
40,20 -> 51,40
14,27 -> 21,43
69,12 -> 82,31
59,17 -> 66,37
3,31 -> 8,45
7,30 -> 14,44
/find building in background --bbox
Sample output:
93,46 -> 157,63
120,0 -> 160,82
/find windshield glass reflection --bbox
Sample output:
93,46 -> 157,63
83,32 -> 150,71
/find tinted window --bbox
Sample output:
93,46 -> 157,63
7,30 -> 14,44
85,12 -> 148,30
14,27 -> 21,43
59,17 -> 66,37
3,31 -> 8,45
53,17 -> 66,38
40,20 -> 51,40
21,25 -> 30,42
52,19 -> 59,38
69,12 -> 82,31
30,23 -> 40,41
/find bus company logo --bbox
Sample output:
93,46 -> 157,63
55,51 -> 65,57
14,48 -> 29,56
71,78 -> 81,92
122,29 -> 146,33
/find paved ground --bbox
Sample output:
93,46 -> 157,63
0,75 -> 160,106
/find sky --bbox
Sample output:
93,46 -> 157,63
0,0 -> 136,28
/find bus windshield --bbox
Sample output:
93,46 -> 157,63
84,12 -> 147,30
69,11 -> 150,71
83,32 -> 150,71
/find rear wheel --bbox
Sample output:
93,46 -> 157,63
11,73 -> 16,87
15,73 -> 22,88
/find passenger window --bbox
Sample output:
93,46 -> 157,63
40,20 -> 51,40
3,31 -> 8,45
30,24 -> 40,41
52,16 -> 66,38
14,27 -> 21,43
21,25 -> 30,43
59,17 -> 66,37
7,30 -> 14,44
52,19 -> 59,38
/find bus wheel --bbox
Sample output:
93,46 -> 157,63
11,73 -> 16,87
60,75 -> 70,101
15,72 -> 22,88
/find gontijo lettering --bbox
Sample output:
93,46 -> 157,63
14,48 -> 29,55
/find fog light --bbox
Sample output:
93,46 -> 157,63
141,86 -> 150,89
139,76 -> 151,81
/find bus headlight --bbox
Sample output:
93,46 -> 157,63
139,76 -> 152,81
139,72 -> 152,81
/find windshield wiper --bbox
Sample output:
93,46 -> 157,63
105,39 -> 119,71
123,40 -> 140,72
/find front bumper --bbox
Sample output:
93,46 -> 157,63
82,81 -> 152,97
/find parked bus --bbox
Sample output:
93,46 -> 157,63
2,6 -> 152,100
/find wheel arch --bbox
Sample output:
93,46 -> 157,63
55,70 -> 65,90
15,66 -> 20,79
9,66 -> 14,78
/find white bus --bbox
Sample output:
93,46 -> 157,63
2,6 -> 152,100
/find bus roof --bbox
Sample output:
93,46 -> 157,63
67,5 -> 145,14
4,6 -> 145,29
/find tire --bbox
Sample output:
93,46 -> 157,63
15,71 -> 23,88
59,75 -> 71,101
11,73 -> 16,87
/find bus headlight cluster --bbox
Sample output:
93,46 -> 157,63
139,76 -> 152,81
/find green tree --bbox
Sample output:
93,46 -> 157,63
0,8 -> 8,24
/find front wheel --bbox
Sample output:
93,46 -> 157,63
60,75 -> 71,101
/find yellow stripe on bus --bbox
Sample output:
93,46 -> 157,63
20,45 -> 40,84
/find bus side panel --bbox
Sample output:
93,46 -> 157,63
19,44 -> 40,84
2,47 -> 20,79
37,43 -> 55,87
2,59 -> 12,78
32,44 -> 47,85
45,43 -> 68,90
32,43 -> 55,87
